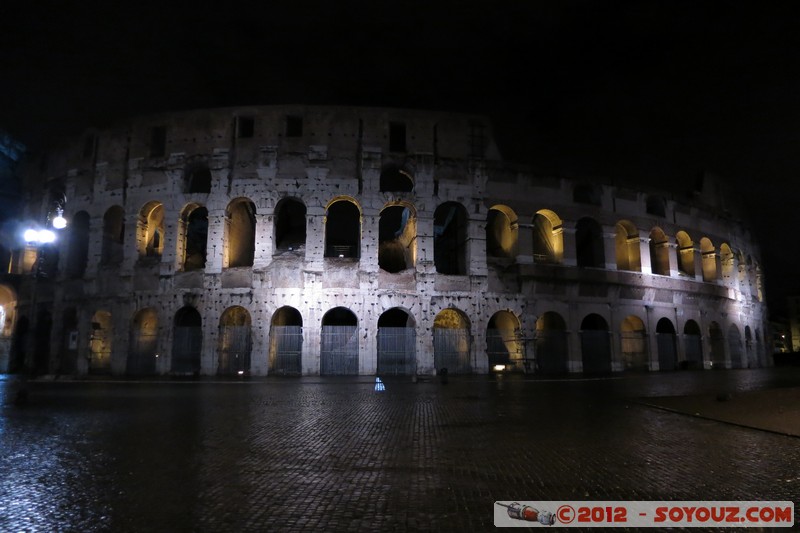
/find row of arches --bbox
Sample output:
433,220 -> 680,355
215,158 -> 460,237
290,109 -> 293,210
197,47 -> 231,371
79,305 -> 764,377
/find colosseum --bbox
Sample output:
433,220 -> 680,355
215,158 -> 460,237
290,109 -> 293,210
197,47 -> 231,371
0,105 -> 769,377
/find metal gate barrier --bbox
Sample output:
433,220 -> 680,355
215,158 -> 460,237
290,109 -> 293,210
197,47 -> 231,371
534,330 -> 568,374
219,325 -> 251,375
269,325 -> 303,375
580,330 -> 611,373
320,325 -> 358,375
656,332 -> 677,371
486,329 -> 521,368
172,326 -> 202,374
377,327 -> 416,375
620,332 -> 649,370
433,328 -> 471,374
128,332 -> 157,375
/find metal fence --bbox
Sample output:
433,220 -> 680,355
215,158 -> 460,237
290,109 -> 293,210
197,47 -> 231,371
620,332 -> 649,370
219,325 -> 251,375
128,333 -> 157,375
580,330 -> 611,373
534,330 -> 568,374
172,326 -> 202,374
377,327 -> 416,375
320,325 -> 359,375
269,325 -> 303,375
486,329 -> 521,367
433,328 -> 471,374
656,332 -> 677,371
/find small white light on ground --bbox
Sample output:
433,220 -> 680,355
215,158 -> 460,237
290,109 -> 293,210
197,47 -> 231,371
375,377 -> 386,392
238,370 -> 244,375
338,254 -> 344,258
493,364 -> 506,372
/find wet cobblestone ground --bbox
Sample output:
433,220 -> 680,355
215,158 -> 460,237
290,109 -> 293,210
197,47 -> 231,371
1,368 -> 799,532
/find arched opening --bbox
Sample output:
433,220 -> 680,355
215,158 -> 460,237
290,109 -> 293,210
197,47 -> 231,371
744,326 -> 754,368
434,202 -> 468,274
720,243 -> 734,282
33,309 -> 52,375
0,285 -> 17,367
225,199 -> 256,268
709,321 -> 725,368
620,315 -> 648,370
700,237 -> 716,282
180,204 -> 208,271
575,217 -> 605,268
129,308 -> 158,375
320,307 -> 359,375
379,164 -> 414,192
274,198 -> 307,252
324,198 -> 361,259
89,310 -> 112,374
755,262 -> 764,302
615,220 -> 641,272
486,205 -> 518,259
377,308 -> 416,375
379,204 -> 417,273
138,201 -> 165,258
573,183 -> 601,206
533,209 -> 563,264
66,211 -> 90,278
219,306 -> 252,375
486,311 -> 521,371
656,318 -> 677,371
535,312 -> 568,374
433,308 -> 471,374
184,162 -> 212,194
101,206 -> 125,265
646,195 -> 666,217
683,320 -> 703,369
580,314 -> 611,373
675,231 -> 694,277
269,306 -> 303,375
649,227 -> 670,276
728,324 -> 744,369
172,306 -> 202,374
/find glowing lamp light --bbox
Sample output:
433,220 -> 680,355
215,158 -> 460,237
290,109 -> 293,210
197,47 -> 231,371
23,229 -> 39,243
52,209 -> 67,229
24,228 -> 56,243
374,377 -> 386,392
38,230 -> 56,243
493,364 -> 506,372
238,370 -> 244,375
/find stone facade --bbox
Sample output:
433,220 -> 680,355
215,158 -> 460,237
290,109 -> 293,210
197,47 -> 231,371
4,106 -> 768,376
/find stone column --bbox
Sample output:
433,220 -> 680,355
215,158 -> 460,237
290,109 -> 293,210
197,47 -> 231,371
638,231 -> 652,275
561,225 -> 577,267
205,208 -> 226,274
253,213 -> 272,269
602,228 -> 617,270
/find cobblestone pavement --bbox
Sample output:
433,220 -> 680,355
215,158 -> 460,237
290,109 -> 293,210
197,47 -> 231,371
1,368 -> 798,532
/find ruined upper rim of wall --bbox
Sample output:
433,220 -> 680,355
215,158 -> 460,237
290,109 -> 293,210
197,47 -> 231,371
26,104 -> 751,232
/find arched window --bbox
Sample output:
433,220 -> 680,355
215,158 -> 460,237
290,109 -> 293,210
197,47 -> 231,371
656,318 -> 677,371
101,206 -> 125,265
575,217 -> 605,268
325,198 -> 361,259
486,311 -> 521,370
620,315 -> 647,370
274,198 -> 307,252
486,205 -> 518,259
66,211 -> 90,278
615,220 -> 641,272
700,237 -> 716,282
533,209 -> 563,264
138,201 -> 164,258
675,231 -> 694,277
379,203 -> 416,272
184,162 -> 211,194
580,314 -> 611,373
535,312 -> 568,374
649,227 -> 670,276
683,319 -> 702,368
225,199 -> 256,267
180,204 -> 208,271
433,202 -> 468,274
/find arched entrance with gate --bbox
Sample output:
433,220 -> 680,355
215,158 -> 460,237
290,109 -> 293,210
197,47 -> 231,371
172,307 -> 202,374
218,306 -> 252,375
728,324 -> 744,369
620,315 -> 648,370
580,314 -> 611,373
709,321 -> 725,368
655,318 -> 677,371
269,306 -> 303,375
377,308 -> 416,375
486,311 -> 521,371
433,308 -> 471,374
320,307 -> 359,375
683,320 -> 703,369
129,308 -> 158,375
89,310 -> 113,374
535,312 -> 568,374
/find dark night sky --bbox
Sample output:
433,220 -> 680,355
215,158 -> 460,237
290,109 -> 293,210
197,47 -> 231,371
2,1 -> 799,315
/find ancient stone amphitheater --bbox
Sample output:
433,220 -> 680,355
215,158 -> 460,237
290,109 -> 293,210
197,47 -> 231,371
0,106 -> 768,376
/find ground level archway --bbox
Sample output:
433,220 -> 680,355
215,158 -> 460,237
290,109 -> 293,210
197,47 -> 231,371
377,308 -> 416,375
269,306 -> 303,375
433,308 -> 471,374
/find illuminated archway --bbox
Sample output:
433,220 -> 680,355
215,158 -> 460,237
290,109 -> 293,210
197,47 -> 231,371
486,205 -> 518,259
129,308 -> 158,375
487,310 -> 521,371
269,306 -> 303,375
377,308 -> 416,375
649,227 -> 670,276
719,243 -> 734,282
225,198 -> 256,268
675,231 -> 694,277
89,310 -> 112,374
179,203 -> 208,271
184,160 -> 211,194
0,284 -> 17,373
533,209 -> 563,264
620,315 -> 647,370
379,203 -> 417,272
138,201 -> 164,258
700,237 -> 716,282
219,306 -> 252,375
615,220 -> 641,272
433,308 -> 471,374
